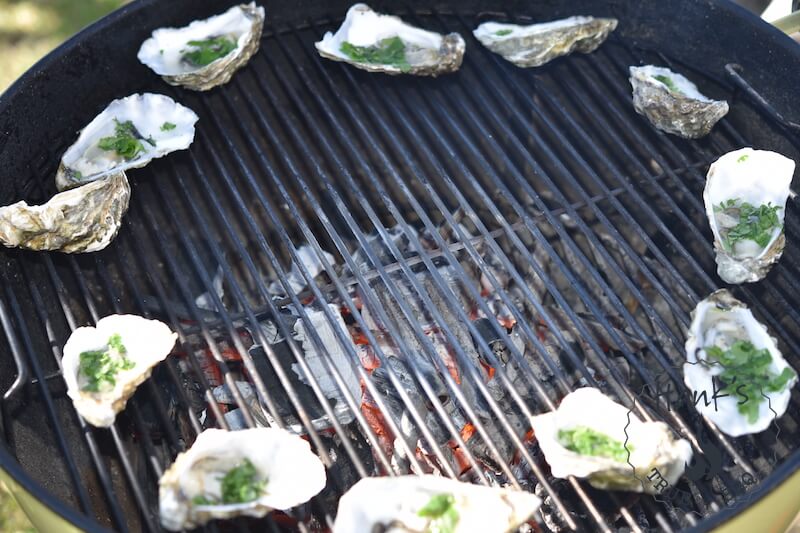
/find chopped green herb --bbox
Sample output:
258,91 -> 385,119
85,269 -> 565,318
418,493 -> 459,533
737,154 -> 749,163
72,170 -> 83,181
159,49 -> 164,55
189,459 -> 266,506
192,495 -> 213,506
97,119 -> 155,160
653,74 -> 682,94
182,36 -> 237,67
558,426 -> 630,462
714,198 -> 782,250
78,333 -> 135,393
495,29 -> 513,36
705,341 -> 796,423
161,122 -> 177,131
340,36 -> 411,72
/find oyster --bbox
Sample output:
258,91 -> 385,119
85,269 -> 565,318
55,93 -> 198,191
704,147 -> 794,284
684,289 -> 797,437
159,427 -> 326,531
629,65 -> 729,138
530,387 -> 692,494
315,4 -> 465,76
62,314 -> 177,427
0,172 -> 129,253
138,3 -> 265,91
473,16 -> 617,68
332,475 -> 541,533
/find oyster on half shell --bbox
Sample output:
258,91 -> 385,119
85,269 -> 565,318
138,3 -> 265,91
531,388 -> 692,494
315,4 -> 465,76
0,172 -> 129,253
630,65 -> 729,139
704,147 -> 794,284
55,93 -> 198,191
333,475 -> 541,533
159,428 -> 326,531
684,290 -> 797,437
473,16 -> 617,68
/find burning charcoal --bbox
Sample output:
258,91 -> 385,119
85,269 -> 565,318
268,244 -> 336,296
211,381 -> 255,405
534,478 -> 587,532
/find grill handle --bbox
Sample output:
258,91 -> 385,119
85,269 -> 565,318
0,297 -> 29,403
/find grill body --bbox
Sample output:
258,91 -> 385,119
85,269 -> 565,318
1,1 -> 800,532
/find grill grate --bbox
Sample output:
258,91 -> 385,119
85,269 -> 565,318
1,8 -> 800,533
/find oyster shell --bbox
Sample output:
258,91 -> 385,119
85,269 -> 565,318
332,475 -> 541,533
473,16 -> 618,68
159,427 -> 326,531
62,314 -> 176,427
0,172 -> 129,253
55,93 -> 198,191
530,387 -> 692,494
684,289 -> 797,437
704,147 -> 794,284
138,3 -> 265,91
315,4 -> 465,76
629,65 -> 729,139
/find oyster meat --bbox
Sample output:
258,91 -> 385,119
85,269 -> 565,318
473,16 -> 618,68
315,4 -> 465,76
138,3 -> 265,91
530,387 -> 692,494
62,314 -> 177,427
629,65 -> 729,138
333,475 -> 541,533
159,427 -> 326,531
0,172 -> 129,253
55,93 -> 198,191
704,147 -> 794,284
684,289 -> 797,437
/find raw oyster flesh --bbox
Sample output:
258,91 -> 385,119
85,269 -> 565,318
315,3 -> 465,76
333,475 -> 541,533
630,65 -> 729,138
704,147 -> 794,284
62,314 -> 177,427
473,16 -> 618,68
684,289 -> 797,436
0,171 -> 129,253
138,3 -> 265,91
159,428 -> 326,531
55,93 -> 198,191
530,387 -> 692,494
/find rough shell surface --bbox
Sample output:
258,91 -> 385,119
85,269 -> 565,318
704,147 -> 794,284
333,475 -> 541,533
473,16 -> 617,67
530,387 -> 692,494
315,3 -> 465,76
0,172 -> 130,253
630,65 -> 729,139
137,3 -> 265,91
55,93 -> 198,191
684,289 -> 797,436
62,314 -> 176,427
159,428 -> 326,531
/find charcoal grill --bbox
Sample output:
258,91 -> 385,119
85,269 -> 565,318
2,0 -> 800,531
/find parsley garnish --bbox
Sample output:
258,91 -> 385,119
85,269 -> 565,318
78,333 -> 135,393
182,36 -> 237,67
737,154 -> 749,163
340,36 -> 411,72
418,493 -> 459,533
495,29 -> 513,36
161,122 -> 176,131
705,341 -> 796,423
653,74 -> 682,94
714,198 -> 782,250
98,119 -> 155,160
558,426 -> 630,462
191,459 -> 266,506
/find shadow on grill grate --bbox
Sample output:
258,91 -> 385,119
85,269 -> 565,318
0,8 -> 799,533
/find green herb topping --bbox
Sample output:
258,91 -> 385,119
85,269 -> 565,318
340,36 -> 411,72
182,36 -> 237,67
495,29 -> 513,36
714,198 -> 782,250
161,122 -> 177,131
705,341 -> 797,423
737,154 -> 749,163
98,119 -> 155,160
191,459 -> 266,506
558,426 -> 630,462
418,493 -> 459,533
78,333 -> 135,393
653,74 -> 682,94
